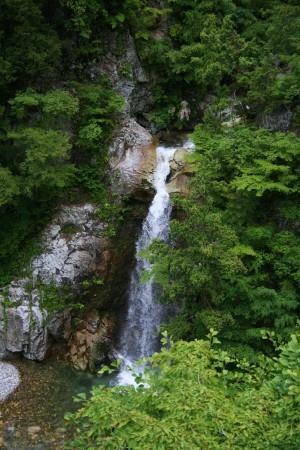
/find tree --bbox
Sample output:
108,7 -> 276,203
143,124 -> 300,358
9,127 -> 75,196
0,167 -> 20,207
0,0 -> 61,99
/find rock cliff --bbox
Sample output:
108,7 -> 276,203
0,27 -> 192,370
0,204 -> 107,361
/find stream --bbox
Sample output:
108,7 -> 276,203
0,358 -> 107,449
0,136 -> 193,449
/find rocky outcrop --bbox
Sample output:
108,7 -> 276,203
0,129 -> 196,367
167,146 -> 195,195
109,118 -> 157,198
69,309 -> 116,371
32,204 -> 106,286
256,106 -> 293,131
0,197 -> 146,370
94,31 -> 153,118
0,204 -> 107,361
0,303 -> 49,361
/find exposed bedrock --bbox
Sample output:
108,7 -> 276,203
0,204 -> 107,361
92,30 -> 153,120
167,147 -> 196,195
0,198 -> 146,370
109,118 -> 157,199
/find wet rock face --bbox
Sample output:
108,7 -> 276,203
167,148 -> 196,195
69,309 -> 116,371
0,204 -> 107,361
94,31 -> 153,118
109,118 -> 157,199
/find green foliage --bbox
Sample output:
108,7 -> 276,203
59,0 -> 103,39
3,88 -> 78,203
61,224 -> 80,235
0,167 -> 20,207
9,88 -> 79,122
97,194 -> 132,237
144,124 -> 300,355
35,279 -> 83,321
0,0 -> 299,374
0,0 -> 61,97
237,4 -> 300,112
0,85 -> 81,282
65,331 -> 300,449
0,199 -> 53,285
0,76 -> 122,284
8,128 -> 75,195
168,14 -> 245,90
59,0 -> 170,42
71,80 -> 124,152
132,0 -> 300,129
118,62 -> 133,79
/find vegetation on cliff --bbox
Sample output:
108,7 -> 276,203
62,1 -> 299,447
1,0 -> 299,283
0,1 -> 124,283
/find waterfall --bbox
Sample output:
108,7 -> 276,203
117,140 -> 193,384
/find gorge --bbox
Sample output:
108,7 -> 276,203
0,1 -> 299,448
0,133 -> 192,449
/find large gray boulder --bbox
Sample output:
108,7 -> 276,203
0,362 -> 20,402
167,145 -> 196,195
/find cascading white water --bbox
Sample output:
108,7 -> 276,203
117,140 -> 193,384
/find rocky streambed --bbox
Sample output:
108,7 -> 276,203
0,358 -> 106,449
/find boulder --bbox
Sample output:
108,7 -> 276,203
167,167 -> 195,195
109,118 -> 157,198
167,147 -> 196,195
0,362 -> 20,402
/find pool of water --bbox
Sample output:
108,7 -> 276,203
0,358 -> 111,449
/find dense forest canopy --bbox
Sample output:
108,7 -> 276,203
0,0 -> 299,446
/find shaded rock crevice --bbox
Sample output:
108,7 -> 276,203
94,30 -> 153,120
